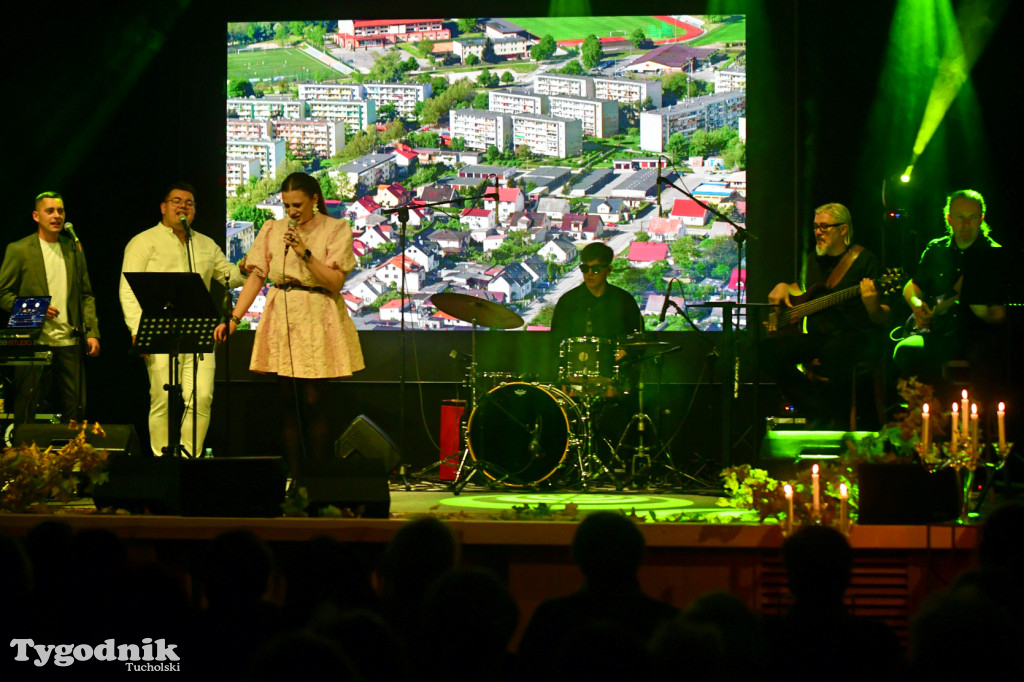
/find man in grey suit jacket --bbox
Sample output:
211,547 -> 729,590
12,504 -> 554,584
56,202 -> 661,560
0,192 -> 100,423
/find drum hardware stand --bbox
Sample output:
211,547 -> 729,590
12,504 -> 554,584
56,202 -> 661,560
612,345 -> 686,489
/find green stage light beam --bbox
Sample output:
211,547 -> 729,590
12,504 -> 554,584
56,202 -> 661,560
905,0 -> 1007,169
862,0 -> 1004,192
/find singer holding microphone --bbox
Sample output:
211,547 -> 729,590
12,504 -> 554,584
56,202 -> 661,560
214,172 -> 364,479
0,191 -> 100,423
119,182 -> 248,457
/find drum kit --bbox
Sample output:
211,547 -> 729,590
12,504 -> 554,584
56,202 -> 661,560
429,292 -> 682,491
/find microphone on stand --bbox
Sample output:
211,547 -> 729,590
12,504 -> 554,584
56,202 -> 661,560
63,222 -> 82,251
659,279 -> 675,323
283,219 -> 298,255
178,215 -> 194,241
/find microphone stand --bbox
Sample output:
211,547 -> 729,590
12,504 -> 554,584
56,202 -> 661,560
657,176 -> 756,470
181,217 -> 198,458
221,273 -> 232,458
377,183 -> 497,488
66,227 -> 86,421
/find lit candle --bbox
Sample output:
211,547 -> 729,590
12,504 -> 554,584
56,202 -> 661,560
951,402 -> 959,451
784,483 -> 794,533
970,403 -> 979,460
839,483 -> 849,534
961,390 -> 970,435
921,403 -> 930,452
812,464 -> 820,516
998,402 -> 1007,451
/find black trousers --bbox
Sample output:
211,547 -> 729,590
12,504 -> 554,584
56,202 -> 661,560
13,344 -> 84,423
893,326 -> 1009,408
762,331 -> 878,427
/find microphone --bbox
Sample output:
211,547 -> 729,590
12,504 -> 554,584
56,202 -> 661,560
283,218 -> 298,254
527,417 -> 543,458
178,215 -> 193,241
64,222 -> 82,250
659,279 -> 675,322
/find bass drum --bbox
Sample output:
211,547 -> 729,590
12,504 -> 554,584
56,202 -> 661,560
467,382 -> 580,486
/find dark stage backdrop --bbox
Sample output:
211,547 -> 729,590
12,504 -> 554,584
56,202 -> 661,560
7,0 -> 1022,468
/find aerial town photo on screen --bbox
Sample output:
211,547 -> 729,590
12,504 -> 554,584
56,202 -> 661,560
225,15 -> 747,331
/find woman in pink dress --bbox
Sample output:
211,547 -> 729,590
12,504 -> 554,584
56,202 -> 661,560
216,172 -> 364,476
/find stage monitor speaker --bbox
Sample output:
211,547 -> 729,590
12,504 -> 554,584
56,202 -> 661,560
12,423 -> 142,455
857,463 -> 959,524
180,457 -> 287,518
300,459 -> 390,518
335,414 -> 402,475
93,455 -> 288,517
759,430 -> 875,461
91,454 -> 182,515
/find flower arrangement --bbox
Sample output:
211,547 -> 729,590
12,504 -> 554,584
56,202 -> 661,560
0,421 -> 110,513
719,378 -> 945,525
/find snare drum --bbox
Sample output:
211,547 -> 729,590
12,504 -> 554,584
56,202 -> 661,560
559,336 -> 618,385
467,382 -> 581,486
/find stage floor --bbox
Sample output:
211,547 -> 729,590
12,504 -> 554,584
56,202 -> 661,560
386,484 -> 752,523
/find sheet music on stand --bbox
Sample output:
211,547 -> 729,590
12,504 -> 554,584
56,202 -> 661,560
124,272 -> 220,355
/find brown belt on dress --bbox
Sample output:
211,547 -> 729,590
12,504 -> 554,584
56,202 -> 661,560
274,282 -> 332,296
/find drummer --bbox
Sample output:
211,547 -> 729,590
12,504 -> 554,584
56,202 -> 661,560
550,242 -> 644,382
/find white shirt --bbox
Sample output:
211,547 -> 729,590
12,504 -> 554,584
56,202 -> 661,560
119,222 -> 248,335
39,237 -> 74,347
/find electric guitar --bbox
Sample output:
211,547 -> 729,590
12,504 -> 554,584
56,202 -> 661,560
764,268 -> 904,336
897,275 -> 963,339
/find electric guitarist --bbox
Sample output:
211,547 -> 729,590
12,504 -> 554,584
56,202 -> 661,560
894,189 -> 1006,394
762,203 -> 891,429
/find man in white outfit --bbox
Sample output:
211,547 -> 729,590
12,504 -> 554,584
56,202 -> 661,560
119,183 -> 248,456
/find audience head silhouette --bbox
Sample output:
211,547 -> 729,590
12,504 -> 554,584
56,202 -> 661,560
783,525 -> 852,606
572,512 -> 645,586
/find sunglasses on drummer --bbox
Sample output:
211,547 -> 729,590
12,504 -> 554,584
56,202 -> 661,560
579,263 -> 609,274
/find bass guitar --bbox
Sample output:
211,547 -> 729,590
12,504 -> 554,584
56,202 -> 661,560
764,268 -> 904,336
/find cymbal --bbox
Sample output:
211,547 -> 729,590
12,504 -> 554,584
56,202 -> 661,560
622,340 -> 671,350
430,292 -> 524,329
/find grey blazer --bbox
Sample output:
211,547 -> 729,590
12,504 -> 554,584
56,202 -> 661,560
0,232 -> 100,339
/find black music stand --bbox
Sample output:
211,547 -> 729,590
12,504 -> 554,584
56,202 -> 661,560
125,272 -> 219,458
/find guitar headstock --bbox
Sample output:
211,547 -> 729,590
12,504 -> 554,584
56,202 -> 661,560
876,268 -> 905,296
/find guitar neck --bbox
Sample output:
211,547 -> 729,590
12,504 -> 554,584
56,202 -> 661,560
780,283 -> 862,326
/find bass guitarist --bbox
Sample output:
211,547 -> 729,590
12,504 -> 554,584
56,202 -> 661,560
893,189 -> 1006,403
762,203 -> 890,429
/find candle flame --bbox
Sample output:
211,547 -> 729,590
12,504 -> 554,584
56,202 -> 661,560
952,402 -> 959,413
812,463 -> 819,474
922,403 -> 929,415
999,402 -> 1005,412
784,484 -> 793,497
962,389 -> 968,399
972,403 -> 978,416
840,483 -> 848,498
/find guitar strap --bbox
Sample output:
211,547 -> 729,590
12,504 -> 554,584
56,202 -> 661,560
824,245 -> 864,290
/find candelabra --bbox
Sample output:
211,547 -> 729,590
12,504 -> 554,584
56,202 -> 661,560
916,406 -> 1012,522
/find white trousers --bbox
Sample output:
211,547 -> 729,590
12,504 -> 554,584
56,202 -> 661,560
145,352 -> 215,457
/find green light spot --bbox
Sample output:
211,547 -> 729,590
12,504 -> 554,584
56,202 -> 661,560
438,493 -> 696,512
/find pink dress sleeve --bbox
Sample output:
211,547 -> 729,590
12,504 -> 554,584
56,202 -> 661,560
247,219 -> 277,280
323,219 -> 356,274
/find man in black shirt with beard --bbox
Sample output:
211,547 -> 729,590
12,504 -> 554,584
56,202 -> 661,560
763,203 -> 890,429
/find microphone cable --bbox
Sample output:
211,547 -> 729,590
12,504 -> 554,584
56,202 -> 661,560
283,218 -> 309,465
